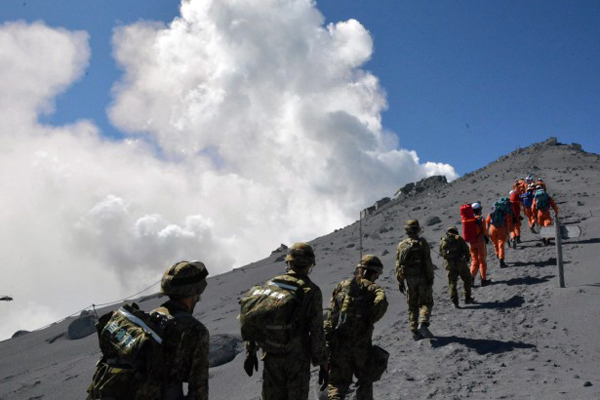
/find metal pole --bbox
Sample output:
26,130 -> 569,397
554,215 -> 565,288
359,211 -> 363,261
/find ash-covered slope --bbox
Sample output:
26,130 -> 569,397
1,138 -> 599,399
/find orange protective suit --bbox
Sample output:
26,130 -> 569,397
509,191 -> 522,239
469,216 -> 489,281
533,196 -> 559,227
486,213 -> 513,261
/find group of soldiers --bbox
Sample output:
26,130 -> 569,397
87,175 -> 559,400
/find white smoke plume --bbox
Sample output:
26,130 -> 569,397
0,1 -> 456,340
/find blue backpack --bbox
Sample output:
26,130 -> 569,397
521,191 -> 534,208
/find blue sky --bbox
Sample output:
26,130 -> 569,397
2,0 -> 599,174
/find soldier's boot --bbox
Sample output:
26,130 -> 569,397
411,329 -> 424,341
452,298 -> 459,308
465,296 -> 475,304
418,323 -> 434,339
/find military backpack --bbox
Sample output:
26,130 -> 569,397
440,234 -> 463,260
238,276 -> 305,353
87,303 -> 188,400
397,238 -> 425,277
327,278 -> 375,338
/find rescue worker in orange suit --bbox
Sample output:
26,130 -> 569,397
469,202 -> 490,287
521,184 -> 537,233
535,178 -> 547,191
509,189 -> 522,247
486,201 -> 514,270
532,187 -> 559,246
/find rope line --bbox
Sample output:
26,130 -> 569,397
30,279 -> 161,333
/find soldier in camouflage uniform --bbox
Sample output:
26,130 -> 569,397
439,227 -> 474,308
153,261 -> 210,399
244,243 -> 329,400
396,219 -> 435,340
86,260 -> 210,400
324,255 -> 388,400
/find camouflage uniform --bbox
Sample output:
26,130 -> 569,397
396,221 -> 435,334
254,270 -> 328,400
324,274 -> 388,400
439,228 -> 472,306
87,261 -> 210,400
152,300 -> 209,400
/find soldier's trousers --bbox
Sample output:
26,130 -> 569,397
328,338 -> 372,400
262,352 -> 310,400
445,260 -> 472,302
405,276 -> 434,331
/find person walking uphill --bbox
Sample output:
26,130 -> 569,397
509,189 -> 523,247
486,199 -> 514,271
439,227 -> 474,308
324,255 -> 389,400
532,187 -> 559,246
396,219 -> 435,340
469,202 -> 489,287
87,260 -> 210,400
239,242 -> 328,400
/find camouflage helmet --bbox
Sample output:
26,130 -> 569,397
358,254 -> 384,274
160,260 -> 209,297
404,219 -> 421,234
446,226 -> 459,235
284,242 -> 316,267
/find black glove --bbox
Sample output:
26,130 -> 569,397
398,280 -> 406,295
484,236 -> 490,244
318,364 -> 329,391
243,352 -> 259,377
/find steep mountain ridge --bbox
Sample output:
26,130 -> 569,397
1,138 -> 599,399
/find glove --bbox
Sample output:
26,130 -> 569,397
318,363 -> 329,391
484,236 -> 490,244
243,352 -> 259,377
398,280 -> 406,294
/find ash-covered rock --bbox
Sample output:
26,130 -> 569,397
394,175 -> 449,199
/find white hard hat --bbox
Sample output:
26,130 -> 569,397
471,202 -> 482,210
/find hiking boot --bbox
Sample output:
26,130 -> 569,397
516,236 -> 522,244
481,279 -> 491,287
418,323 -> 434,339
452,298 -> 459,308
412,330 -> 424,341
499,259 -> 507,268
465,296 -> 475,304
530,226 -> 536,234
471,275 -> 475,286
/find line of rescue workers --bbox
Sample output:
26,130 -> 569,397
86,174 -> 559,400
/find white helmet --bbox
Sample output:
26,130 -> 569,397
471,202 -> 482,211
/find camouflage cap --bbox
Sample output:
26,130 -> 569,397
404,219 -> 421,234
446,226 -> 459,235
358,254 -> 384,273
284,242 -> 316,267
160,260 -> 209,297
